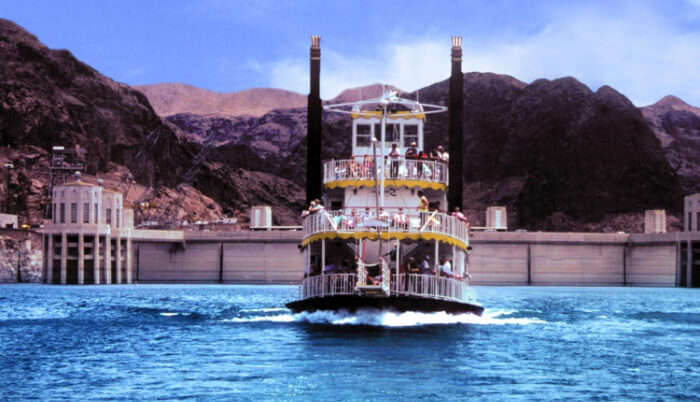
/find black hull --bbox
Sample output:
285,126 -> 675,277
286,295 -> 484,316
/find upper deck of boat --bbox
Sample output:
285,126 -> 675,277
323,157 -> 448,190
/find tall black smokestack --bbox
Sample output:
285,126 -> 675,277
306,35 -> 322,205
448,36 -> 464,211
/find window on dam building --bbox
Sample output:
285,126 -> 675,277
71,203 -> 77,223
60,203 -> 65,224
83,203 -> 89,223
106,208 -> 112,225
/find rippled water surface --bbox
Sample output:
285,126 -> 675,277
1,284 -> 700,401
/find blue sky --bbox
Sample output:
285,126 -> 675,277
1,0 -> 699,105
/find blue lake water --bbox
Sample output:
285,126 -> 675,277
1,284 -> 699,401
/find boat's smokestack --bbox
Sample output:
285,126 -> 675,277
448,36 -> 464,211
306,35 -> 322,205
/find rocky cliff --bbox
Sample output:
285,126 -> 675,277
166,75 -> 685,231
641,96 -> 700,194
1,18 -> 695,232
0,19 -> 303,226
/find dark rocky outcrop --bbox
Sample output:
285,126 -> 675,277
641,96 -> 700,194
415,74 -> 682,228
0,19 -> 303,226
0,19 -> 193,188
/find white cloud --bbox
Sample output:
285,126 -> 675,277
266,3 -> 700,106
267,40 -> 451,99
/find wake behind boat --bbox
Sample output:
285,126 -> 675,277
286,36 -> 483,316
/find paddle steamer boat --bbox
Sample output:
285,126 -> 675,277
286,59 -> 483,314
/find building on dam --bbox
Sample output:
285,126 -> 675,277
42,173 -> 133,284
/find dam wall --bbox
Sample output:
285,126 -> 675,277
135,231 -> 304,284
131,230 -> 699,286
468,232 -> 680,286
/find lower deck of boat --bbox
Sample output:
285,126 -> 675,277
286,294 -> 484,316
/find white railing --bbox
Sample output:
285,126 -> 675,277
323,158 -> 448,186
390,274 -> 476,303
299,273 -> 476,304
303,210 -> 469,245
301,274 -> 357,298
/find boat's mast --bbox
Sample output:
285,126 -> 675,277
380,102 -> 386,207
372,138 -> 379,214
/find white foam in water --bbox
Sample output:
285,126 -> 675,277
239,308 -> 288,313
295,309 -> 545,327
160,312 -> 180,317
222,309 -> 545,327
223,314 -> 296,323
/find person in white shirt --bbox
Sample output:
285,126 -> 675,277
378,207 -> 390,223
439,257 -> 453,278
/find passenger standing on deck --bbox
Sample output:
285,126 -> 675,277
378,207 -> 390,223
420,255 -> 432,274
452,206 -> 467,222
393,207 -> 408,230
362,155 -> 373,178
405,142 -> 418,177
434,145 -> 449,162
405,142 -> 418,158
301,200 -> 316,217
439,257 -> 453,278
417,150 -> 428,177
309,199 -> 324,214
417,191 -> 429,226
405,256 -> 418,291
388,143 -> 401,178
407,256 -> 420,274
433,145 -> 448,181
347,209 -> 358,229
360,207 -> 374,225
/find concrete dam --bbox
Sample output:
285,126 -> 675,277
130,230 -> 700,287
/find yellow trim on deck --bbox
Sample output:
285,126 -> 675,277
324,179 -> 446,191
301,231 -> 467,250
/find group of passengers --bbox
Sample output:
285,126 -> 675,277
313,253 -> 463,287
404,255 -> 459,279
340,143 -> 449,180
301,199 -> 471,234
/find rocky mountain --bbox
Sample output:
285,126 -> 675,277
641,96 -> 700,193
135,83 -> 306,117
1,18 -> 695,232
167,73 -> 687,231
423,75 -> 682,227
0,19 -> 304,226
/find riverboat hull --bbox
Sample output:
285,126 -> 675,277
286,295 -> 484,316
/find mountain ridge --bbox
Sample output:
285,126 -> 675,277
1,18 -> 696,231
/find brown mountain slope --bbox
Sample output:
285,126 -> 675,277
0,19 -> 304,226
168,72 -> 683,231
135,83 -> 306,117
641,96 -> 700,193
